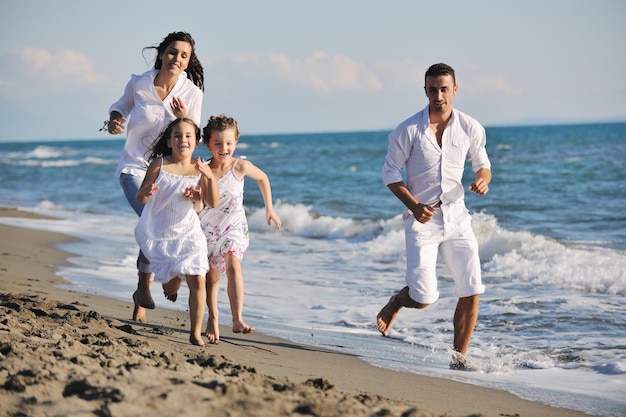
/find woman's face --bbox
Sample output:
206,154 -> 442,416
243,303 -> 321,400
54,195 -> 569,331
160,40 -> 192,76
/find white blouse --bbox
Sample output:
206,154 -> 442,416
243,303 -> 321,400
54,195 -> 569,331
109,69 -> 203,178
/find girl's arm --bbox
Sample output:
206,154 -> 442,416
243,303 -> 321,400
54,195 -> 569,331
196,158 -> 220,208
239,160 -> 281,230
136,158 -> 161,203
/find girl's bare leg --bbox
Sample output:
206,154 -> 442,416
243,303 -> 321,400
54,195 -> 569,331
186,274 -> 206,346
205,267 -> 221,344
225,254 -> 254,334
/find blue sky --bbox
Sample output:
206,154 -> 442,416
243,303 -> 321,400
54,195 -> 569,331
1,0 -> 624,142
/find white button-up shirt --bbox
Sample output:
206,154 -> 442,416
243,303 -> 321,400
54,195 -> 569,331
382,105 -> 491,212
110,69 -> 203,178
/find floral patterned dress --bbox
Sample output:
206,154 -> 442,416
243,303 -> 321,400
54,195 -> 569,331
198,157 -> 250,272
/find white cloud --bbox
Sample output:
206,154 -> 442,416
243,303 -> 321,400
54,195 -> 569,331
462,74 -> 521,96
204,51 -> 383,93
0,48 -> 105,98
21,47 -> 104,84
371,58 -> 425,91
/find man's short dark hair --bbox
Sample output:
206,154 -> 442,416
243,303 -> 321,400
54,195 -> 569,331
425,63 -> 456,85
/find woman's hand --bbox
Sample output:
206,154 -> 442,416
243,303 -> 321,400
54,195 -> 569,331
170,97 -> 187,118
108,113 -> 126,135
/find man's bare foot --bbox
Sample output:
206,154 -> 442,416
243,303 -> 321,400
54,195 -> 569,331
376,294 -> 401,336
189,334 -> 206,347
449,351 -> 478,371
232,319 -> 255,334
133,289 -> 155,310
132,304 -> 146,323
162,277 -> 181,302
205,316 -> 220,344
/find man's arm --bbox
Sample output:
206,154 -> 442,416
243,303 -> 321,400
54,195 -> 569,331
388,181 -> 436,224
468,168 -> 491,196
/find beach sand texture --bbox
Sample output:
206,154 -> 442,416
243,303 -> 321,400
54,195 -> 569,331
0,209 -> 591,417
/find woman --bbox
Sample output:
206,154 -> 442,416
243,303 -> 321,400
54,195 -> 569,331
106,31 -> 204,323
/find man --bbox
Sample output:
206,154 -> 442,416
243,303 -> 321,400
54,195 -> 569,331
377,63 -> 491,369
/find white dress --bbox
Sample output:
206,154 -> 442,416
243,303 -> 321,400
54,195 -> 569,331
198,157 -> 250,272
134,158 -> 208,283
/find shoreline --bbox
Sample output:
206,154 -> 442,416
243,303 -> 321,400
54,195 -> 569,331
0,208 -> 592,417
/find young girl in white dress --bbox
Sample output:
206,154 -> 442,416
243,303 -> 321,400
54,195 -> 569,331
134,117 -> 219,346
198,115 -> 281,344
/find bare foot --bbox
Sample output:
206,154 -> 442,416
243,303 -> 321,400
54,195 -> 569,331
232,320 -> 255,334
132,304 -> 146,323
376,294 -> 401,336
133,289 -> 155,309
205,316 -> 220,344
189,334 -> 206,347
162,277 -> 181,302
449,351 -> 478,371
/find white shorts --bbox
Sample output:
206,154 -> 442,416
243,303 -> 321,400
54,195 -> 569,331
403,204 -> 485,304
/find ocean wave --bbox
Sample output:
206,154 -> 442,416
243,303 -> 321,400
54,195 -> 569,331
12,197 -> 626,297
472,212 -> 626,296
247,203 -> 626,296
247,201 -> 386,240
5,145 -> 74,159
4,157 -> 117,168
593,362 -> 626,375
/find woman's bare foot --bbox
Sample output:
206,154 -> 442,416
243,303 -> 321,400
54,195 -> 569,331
133,289 -> 155,309
232,319 -> 255,334
162,277 -> 181,302
189,334 -> 206,347
376,294 -> 401,336
132,289 -> 154,322
205,316 -> 220,344
132,304 -> 146,323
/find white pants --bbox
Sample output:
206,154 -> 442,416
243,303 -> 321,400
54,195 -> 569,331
403,203 -> 485,304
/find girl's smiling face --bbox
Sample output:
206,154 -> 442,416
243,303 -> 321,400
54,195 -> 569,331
207,128 -> 238,162
167,121 -> 198,157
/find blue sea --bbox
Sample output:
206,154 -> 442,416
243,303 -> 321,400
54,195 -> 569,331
1,122 -> 625,416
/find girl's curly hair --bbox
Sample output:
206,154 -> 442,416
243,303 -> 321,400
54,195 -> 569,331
202,115 -> 240,142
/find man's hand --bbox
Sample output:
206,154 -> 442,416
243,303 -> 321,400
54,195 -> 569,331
412,203 -> 436,224
469,168 -> 491,196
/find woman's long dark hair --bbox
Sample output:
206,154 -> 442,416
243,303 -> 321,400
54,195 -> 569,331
144,31 -> 204,91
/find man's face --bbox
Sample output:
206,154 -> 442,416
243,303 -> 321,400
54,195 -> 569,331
424,74 -> 458,115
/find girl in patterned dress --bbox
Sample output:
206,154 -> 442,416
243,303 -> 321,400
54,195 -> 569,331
134,118 -> 219,346
198,115 -> 281,344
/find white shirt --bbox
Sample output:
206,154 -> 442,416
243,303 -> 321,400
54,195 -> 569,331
382,105 -> 491,210
109,69 -> 203,178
